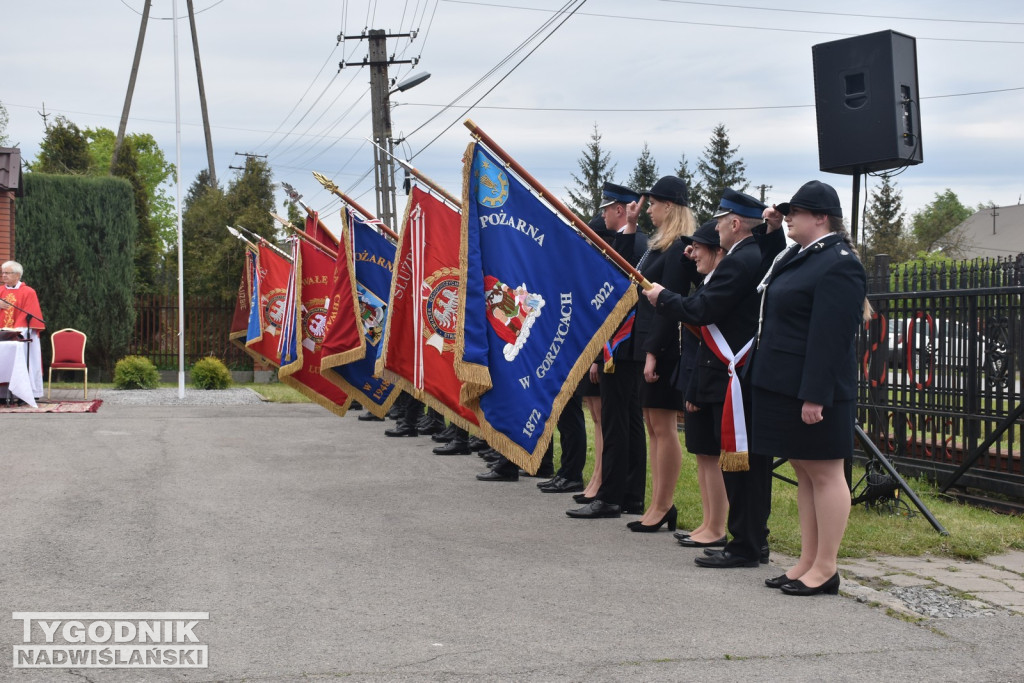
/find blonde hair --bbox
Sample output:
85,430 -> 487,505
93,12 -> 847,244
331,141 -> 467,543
650,202 -> 696,251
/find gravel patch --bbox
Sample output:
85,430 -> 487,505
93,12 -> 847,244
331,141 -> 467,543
886,585 -> 1000,618
98,388 -> 267,406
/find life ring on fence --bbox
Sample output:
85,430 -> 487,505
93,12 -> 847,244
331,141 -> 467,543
862,312 -> 888,387
905,312 -> 935,390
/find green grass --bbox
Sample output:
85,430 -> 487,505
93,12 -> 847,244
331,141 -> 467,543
566,413 -> 1024,562
53,380 -> 1024,560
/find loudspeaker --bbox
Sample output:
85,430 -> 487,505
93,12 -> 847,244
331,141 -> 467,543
812,30 -> 922,175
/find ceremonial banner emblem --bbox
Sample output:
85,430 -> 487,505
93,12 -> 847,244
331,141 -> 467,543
277,237 -> 352,416
320,209 -> 399,416
244,244 -> 293,367
456,141 -> 637,472
378,186 -> 479,429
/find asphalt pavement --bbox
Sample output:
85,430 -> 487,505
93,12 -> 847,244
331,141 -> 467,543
2,394 -> 1022,681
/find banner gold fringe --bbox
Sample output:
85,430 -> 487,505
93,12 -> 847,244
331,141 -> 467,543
280,375 -> 352,418
720,450 -> 750,472
452,140 -> 492,403
319,205 -> 369,372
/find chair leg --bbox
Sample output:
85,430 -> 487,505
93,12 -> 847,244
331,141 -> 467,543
84,370 -> 88,400
48,368 -> 52,400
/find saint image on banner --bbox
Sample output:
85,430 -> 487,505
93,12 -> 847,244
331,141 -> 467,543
483,275 -> 544,361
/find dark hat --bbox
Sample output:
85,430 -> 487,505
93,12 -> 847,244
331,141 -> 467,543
776,180 -> 843,217
599,182 -> 641,209
587,214 -> 607,232
681,219 -> 721,249
712,188 -> 767,219
645,176 -> 689,206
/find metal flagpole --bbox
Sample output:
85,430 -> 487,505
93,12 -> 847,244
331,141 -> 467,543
173,0 -> 185,399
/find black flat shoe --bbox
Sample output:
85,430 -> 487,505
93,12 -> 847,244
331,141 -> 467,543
540,479 -> 585,494
678,535 -> 726,548
694,550 -> 758,569
432,442 -> 471,455
566,500 -> 621,519
672,530 -> 691,541
573,493 -> 595,504
431,426 -> 457,443
765,573 -> 798,589
780,572 -> 840,596
384,425 -> 418,437
629,506 -> 677,533
357,411 -> 384,422
476,468 -> 518,482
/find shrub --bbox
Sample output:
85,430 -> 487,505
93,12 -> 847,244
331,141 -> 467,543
191,356 -> 232,390
113,355 -> 160,389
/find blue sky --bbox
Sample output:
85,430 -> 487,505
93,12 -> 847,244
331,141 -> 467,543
4,0 -> 1023,238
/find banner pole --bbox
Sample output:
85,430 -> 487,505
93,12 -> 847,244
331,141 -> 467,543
312,172 -> 400,242
269,213 -> 338,258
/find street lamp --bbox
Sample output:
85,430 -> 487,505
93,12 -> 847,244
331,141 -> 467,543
390,71 -> 431,95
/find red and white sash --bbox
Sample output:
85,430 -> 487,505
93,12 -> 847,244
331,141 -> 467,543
700,324 -> 753,455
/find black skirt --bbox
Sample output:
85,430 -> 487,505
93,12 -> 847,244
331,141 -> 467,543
750,387 -> 854,460
641,353 -> 685,411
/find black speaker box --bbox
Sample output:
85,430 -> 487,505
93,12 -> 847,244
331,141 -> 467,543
812,30 -> 922,175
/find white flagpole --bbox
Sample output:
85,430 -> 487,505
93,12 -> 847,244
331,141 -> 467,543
173,0 -> 185,399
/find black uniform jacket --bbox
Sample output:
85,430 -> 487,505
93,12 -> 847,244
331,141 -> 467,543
750,232 -> 866,407
608,230 -> 650,363
654,226 -> 784,403
639,238 -> 697,358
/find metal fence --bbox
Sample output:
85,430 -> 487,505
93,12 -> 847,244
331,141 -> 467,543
129,294 -> 253,370
858,254 -> 1024,503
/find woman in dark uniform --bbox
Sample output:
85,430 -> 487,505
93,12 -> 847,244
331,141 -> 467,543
627,176 -> 698,532
752,181 -> 867,596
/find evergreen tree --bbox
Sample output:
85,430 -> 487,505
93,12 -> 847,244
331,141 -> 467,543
30,115 -> 91,174
110,136 -> 160,294
627,142 -> 658,234
566,124 -> 615,220
675,153 -> 701,220
183,158 -> 276,301
0,100 -> 10,146
16,173 -> 137,374
693,123 -> 748,223
910,189 -> 972,257
864,175 -> 910,262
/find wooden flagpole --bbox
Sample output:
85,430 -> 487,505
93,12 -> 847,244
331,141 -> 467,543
270,212 -> 338,258
463,119 -> 651,289
311,171 -> 400,242
230,224 -> 291,260
365,137 -> 461,209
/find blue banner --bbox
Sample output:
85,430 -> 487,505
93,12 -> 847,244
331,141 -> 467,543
457,142 -> 637,472
324,212 -> 399,411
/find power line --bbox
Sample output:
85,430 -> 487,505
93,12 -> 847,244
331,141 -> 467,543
441,0 -> 1024,44
654,0 -> 1024,26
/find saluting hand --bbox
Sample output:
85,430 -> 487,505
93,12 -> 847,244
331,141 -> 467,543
623,196 -> 645,234
763,205 -> 785,232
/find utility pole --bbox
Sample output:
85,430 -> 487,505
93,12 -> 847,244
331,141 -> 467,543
187,0 -> 216,187
112,0 -> 151,172
340,29 -> 419,230
112,0 -> 217,186
991,206 -> 1000,235
229,152 -> 268,172
755,183 -> 772,203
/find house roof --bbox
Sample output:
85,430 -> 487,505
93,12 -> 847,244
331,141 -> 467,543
955,203 -> 1024,259
0,147 -> 23,197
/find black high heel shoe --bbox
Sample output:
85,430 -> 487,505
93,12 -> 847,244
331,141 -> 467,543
628,505 -> 677,533
765,573 -> 798,589
780,572 -> 840,596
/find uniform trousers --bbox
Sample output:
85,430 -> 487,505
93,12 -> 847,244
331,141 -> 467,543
595,359 -> 646,508
551,392 -> 586,481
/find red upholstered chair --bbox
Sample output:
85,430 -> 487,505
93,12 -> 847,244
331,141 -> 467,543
48,328 -> 88,400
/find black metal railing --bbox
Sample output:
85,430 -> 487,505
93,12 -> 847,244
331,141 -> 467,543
857,254 -> 1024,503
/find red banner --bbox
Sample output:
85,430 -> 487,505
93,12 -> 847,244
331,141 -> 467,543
228,249 -> 254,351
318,210 -> 366,371
379,186 -> 478,429
244,244 -> 292,367
278,239 -> 352,416
305,210 -> 340,250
